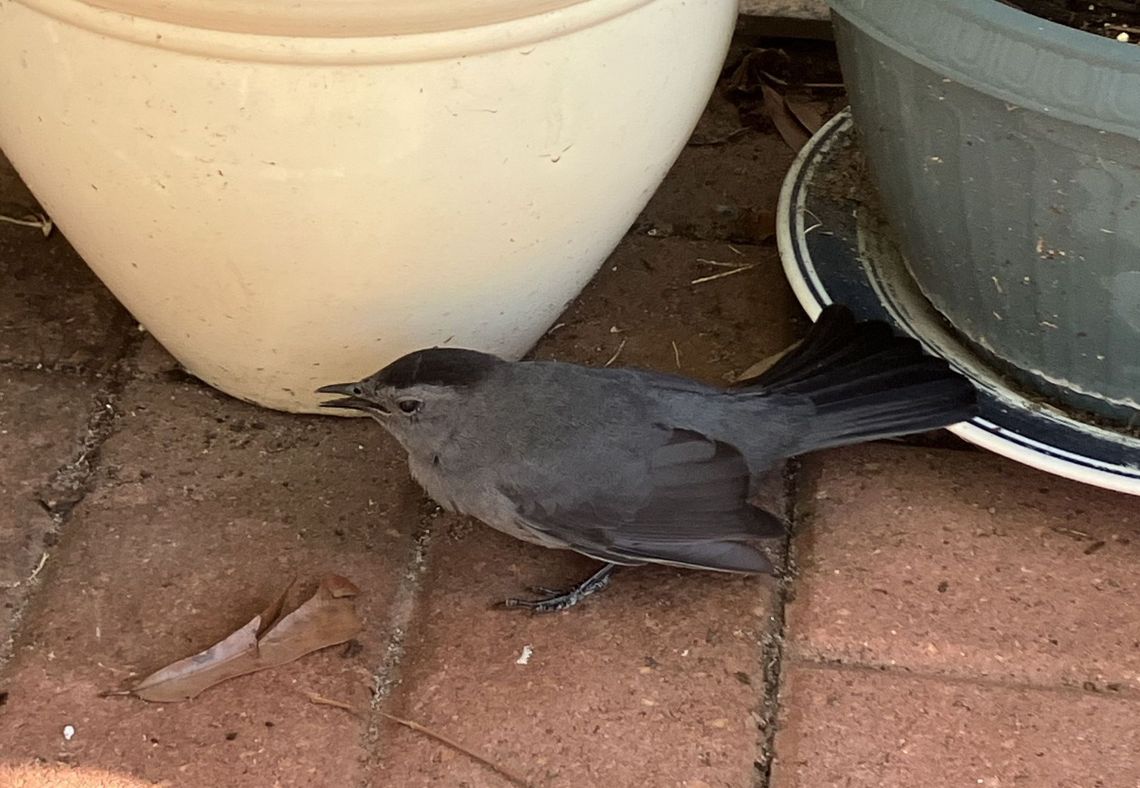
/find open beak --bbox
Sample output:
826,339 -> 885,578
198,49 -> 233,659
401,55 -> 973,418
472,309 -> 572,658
315,382 -> 389,414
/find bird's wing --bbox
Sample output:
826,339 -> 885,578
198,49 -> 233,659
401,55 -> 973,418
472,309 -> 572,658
502,427 -> 783,573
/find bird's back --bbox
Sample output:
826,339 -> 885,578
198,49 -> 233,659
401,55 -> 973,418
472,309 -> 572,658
408,361 -> 781,573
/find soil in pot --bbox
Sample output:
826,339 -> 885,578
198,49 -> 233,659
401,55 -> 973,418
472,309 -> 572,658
1000,0 -> 1140,43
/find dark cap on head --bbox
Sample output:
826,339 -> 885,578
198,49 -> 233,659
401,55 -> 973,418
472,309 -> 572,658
373,347 -> 503,389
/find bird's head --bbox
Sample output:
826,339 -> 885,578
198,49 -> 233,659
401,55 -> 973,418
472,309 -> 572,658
316,347 -> 503,445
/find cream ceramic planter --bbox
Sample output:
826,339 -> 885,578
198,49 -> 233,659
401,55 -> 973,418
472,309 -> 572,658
0,0 -> 736,412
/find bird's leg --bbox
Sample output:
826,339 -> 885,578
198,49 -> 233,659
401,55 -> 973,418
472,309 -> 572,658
501,563 -> 619,613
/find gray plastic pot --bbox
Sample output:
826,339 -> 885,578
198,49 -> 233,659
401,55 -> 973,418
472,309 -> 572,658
829,0 -> 1140,424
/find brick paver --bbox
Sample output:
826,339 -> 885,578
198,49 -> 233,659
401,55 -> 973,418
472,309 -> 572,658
0,380 -> 421,785
376,526 -> 774,787
771,662 -> 1140,788
0,371 -> 97,656
786,444 -> 1140,691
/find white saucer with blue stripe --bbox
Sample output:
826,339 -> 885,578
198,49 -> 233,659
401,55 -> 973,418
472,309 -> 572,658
777,109 -> 1140,496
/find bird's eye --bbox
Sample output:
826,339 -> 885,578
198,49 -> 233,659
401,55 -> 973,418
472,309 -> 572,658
397,398 -> 422,415
351,386 -> 363,397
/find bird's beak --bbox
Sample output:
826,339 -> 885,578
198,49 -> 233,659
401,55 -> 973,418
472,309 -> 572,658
315,382 -> 389,414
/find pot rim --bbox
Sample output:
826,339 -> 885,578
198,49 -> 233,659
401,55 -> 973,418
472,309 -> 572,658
12,0 -> 657,65
778,108 -> 1140,495
829,0 -> 1140,136
832,0 -> 1140,69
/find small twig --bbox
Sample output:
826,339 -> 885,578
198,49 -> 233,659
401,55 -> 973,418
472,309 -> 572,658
691,264 -> 755,285
727,245 -> 744,256
0,551 -> 49,589
801,207 -> 823,235
306,691 -> 362,716
696,257 -> 739,268
304,692 -> 530,785
0,212 -> 53,237
671,341 -> 682,370
604,338 -> 627,368
0,214 -> 42,228
96,661 -> 134,677
1050,525 -> 1092,541
378,711 -> 532,788
27,551 -> 48,583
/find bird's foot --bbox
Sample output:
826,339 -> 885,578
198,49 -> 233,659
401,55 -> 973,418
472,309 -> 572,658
500,563 -> 617,613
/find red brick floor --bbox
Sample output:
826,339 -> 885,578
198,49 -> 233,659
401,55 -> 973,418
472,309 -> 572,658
771,663 -> 1140,788
2,30 -> 1138,788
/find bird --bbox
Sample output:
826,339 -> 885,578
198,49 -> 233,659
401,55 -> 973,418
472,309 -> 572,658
316,304 -> 977,612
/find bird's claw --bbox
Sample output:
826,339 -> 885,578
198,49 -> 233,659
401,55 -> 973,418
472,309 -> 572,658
526,585 -> 566,597
496,564 -> 617,613
500,590 -> 584,613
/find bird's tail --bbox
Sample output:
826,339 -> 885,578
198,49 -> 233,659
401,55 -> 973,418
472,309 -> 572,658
737,305 -> 977,453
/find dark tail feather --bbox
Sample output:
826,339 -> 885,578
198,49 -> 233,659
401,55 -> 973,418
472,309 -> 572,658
740,305 -> 978,452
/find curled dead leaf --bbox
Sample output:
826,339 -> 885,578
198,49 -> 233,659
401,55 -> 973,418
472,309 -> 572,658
761,84 -> 810,152
129,575 -> 361,703
783,95 -> 828,134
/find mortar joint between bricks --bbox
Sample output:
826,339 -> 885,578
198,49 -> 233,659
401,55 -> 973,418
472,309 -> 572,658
0,331 -> 144,671
359,505 -> 437,778
33,330 -> 147,524
754,457 -> 801,787
33,331 -> 146,525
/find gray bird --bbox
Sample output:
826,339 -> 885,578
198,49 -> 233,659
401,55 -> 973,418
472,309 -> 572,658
317,305 -> 976,611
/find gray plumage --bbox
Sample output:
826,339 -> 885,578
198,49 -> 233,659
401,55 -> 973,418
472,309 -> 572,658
317,305 -> 977,603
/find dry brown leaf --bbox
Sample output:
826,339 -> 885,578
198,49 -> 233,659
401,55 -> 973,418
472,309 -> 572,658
130,614 -> 263,702
131,575 -> 360,702
725,48 -> 788,97
784,96 -> 828,134
258,576 -> 361,664
761,84 -> 809,152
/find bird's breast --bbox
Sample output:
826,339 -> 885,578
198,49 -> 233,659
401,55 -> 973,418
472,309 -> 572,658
407,453 -> 466,514
404,452 -> 564,548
